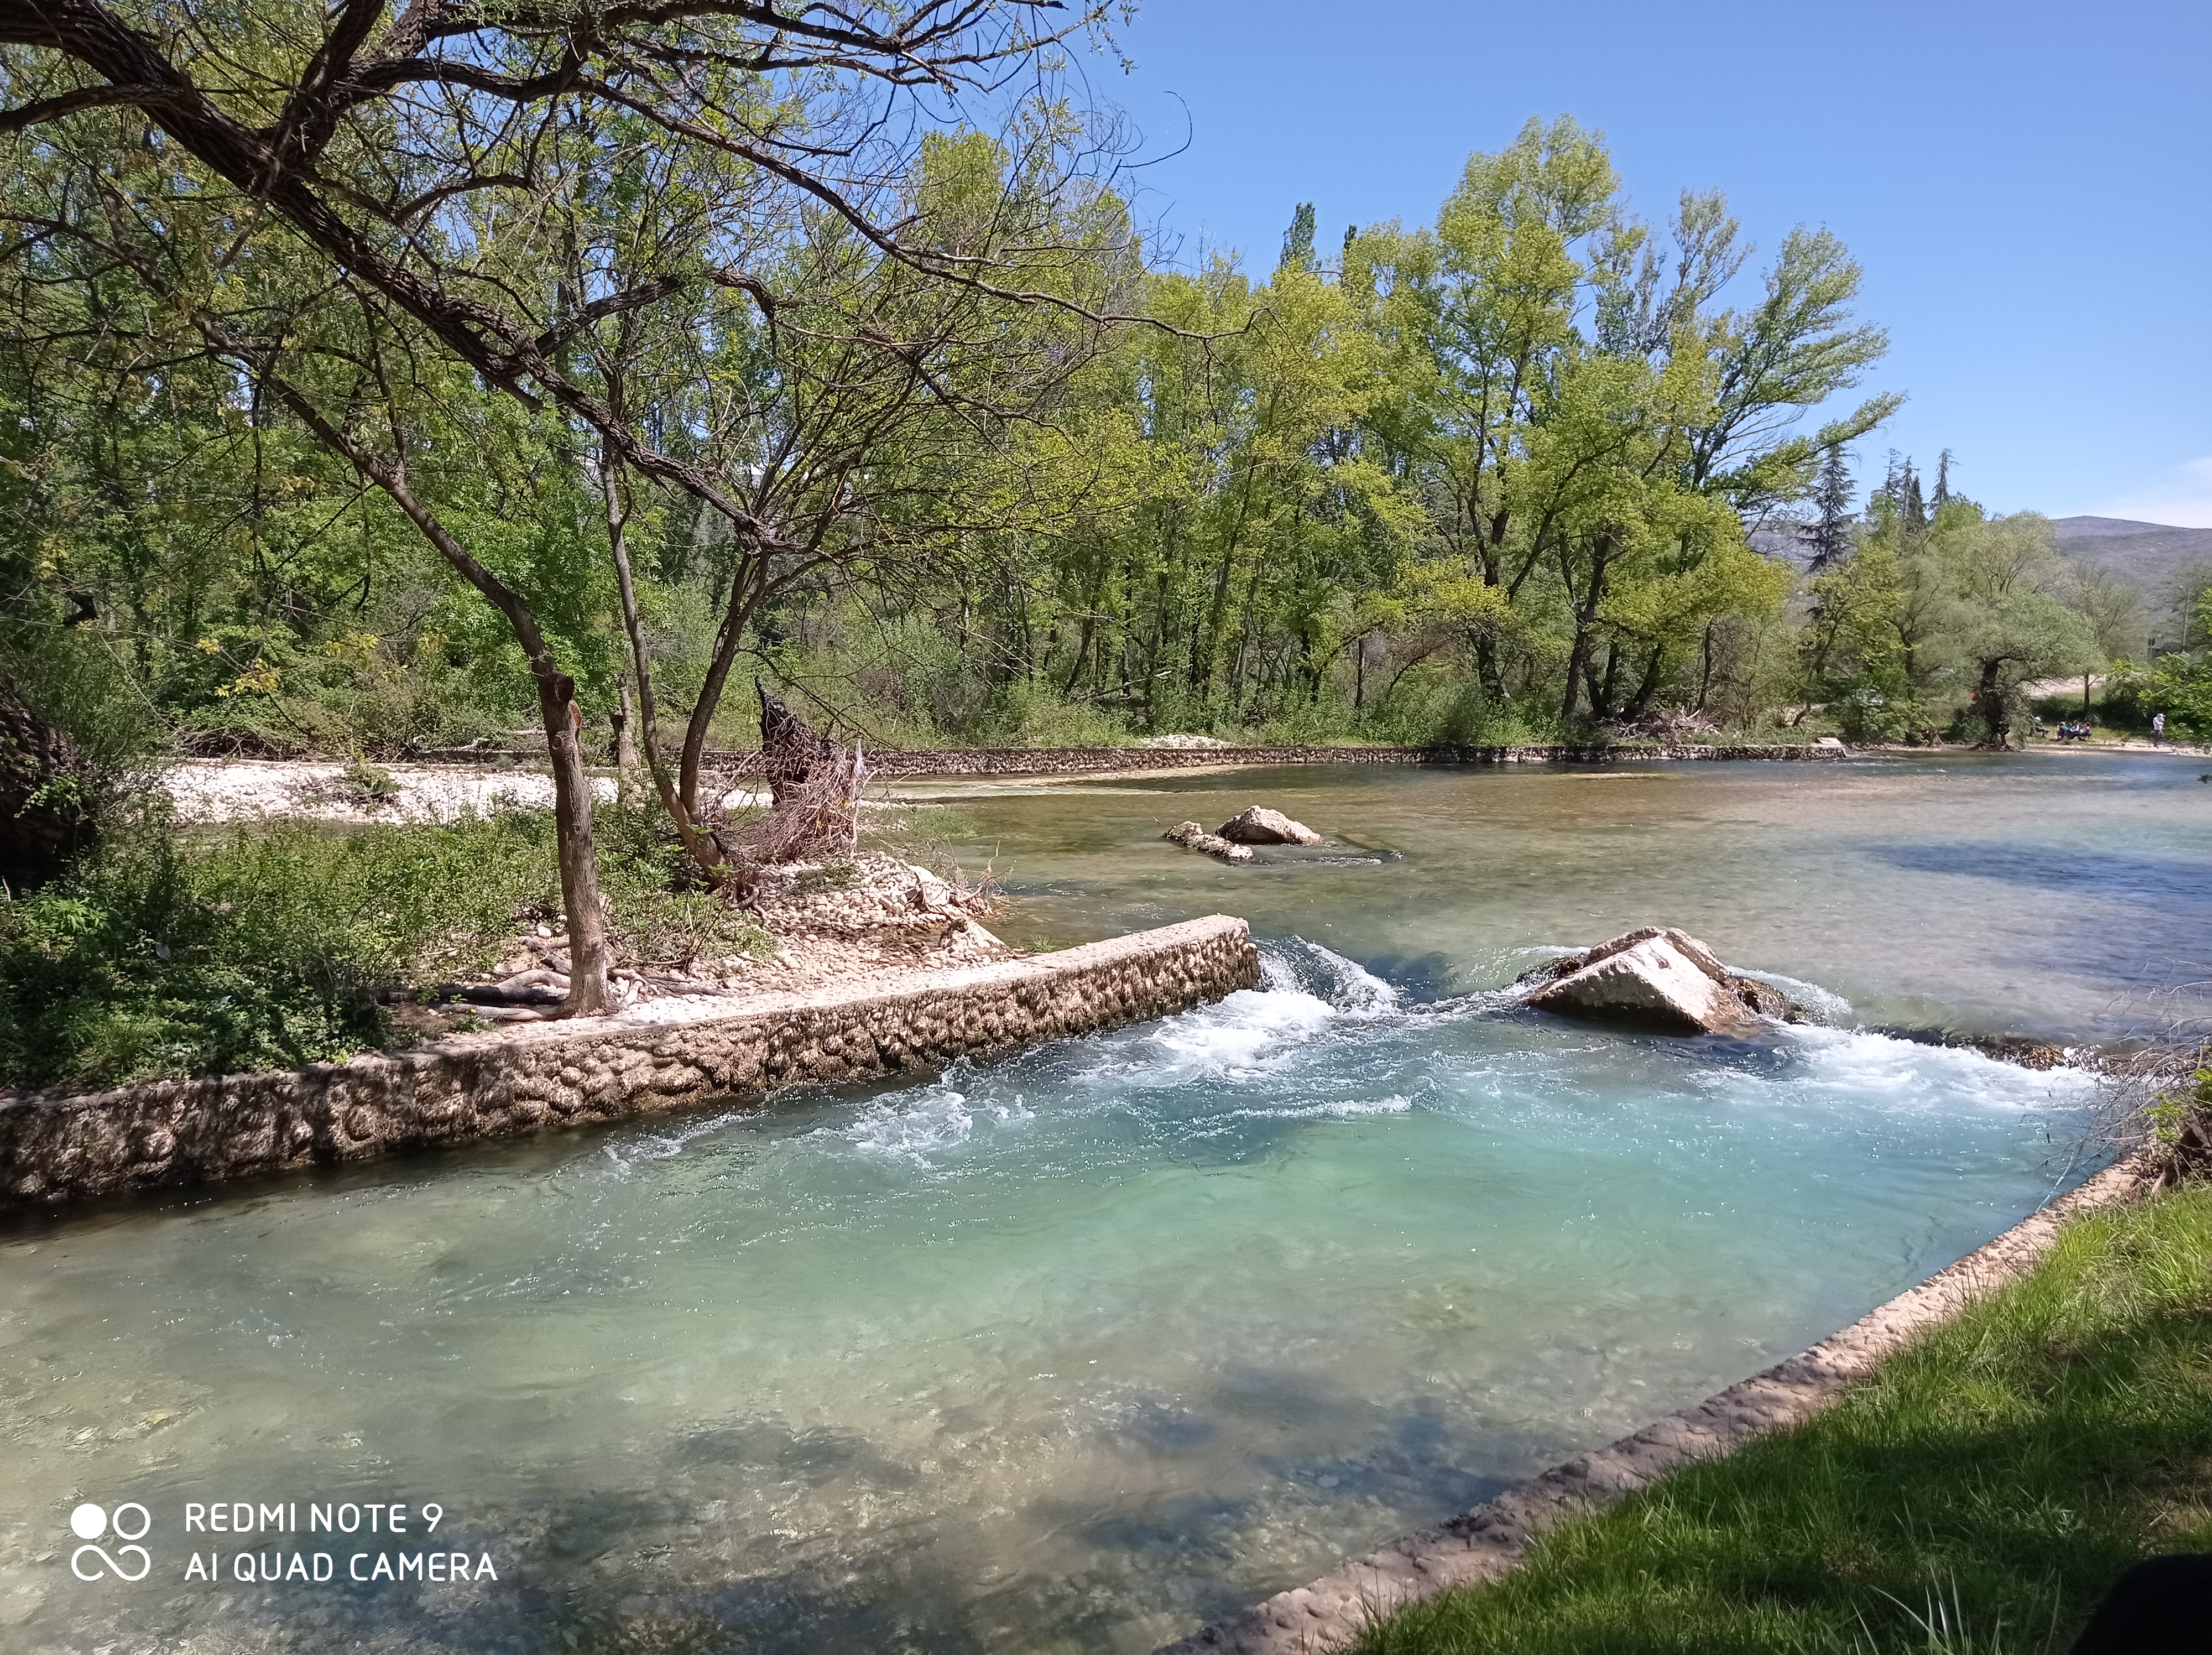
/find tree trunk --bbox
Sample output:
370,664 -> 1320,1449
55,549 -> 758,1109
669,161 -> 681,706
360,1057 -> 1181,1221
1623,642 -> 1668,720
613,673 -> 640,791
1974,659 -> 2012,748
231,342 -> 615,1016
1558,535 -> 1614,728
1062,611 -> 1095,696
1474,634 -> 1505,702
0,676 -> 95,880
600,450 -> 728,877
680,563 -> 764,820
1558,634 -> 1587,726
1592,638 -> 1621,721
538,685 -> 617,1013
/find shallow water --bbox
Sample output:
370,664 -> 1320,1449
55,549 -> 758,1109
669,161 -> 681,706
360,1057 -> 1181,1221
2,752 -> 2203,1653
936,748 -> 2212,1040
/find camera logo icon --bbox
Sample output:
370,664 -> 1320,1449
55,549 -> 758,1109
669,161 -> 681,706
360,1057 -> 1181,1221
69,1503 -> 152,1582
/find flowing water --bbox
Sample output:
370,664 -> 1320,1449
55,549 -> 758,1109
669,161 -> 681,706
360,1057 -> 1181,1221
3,751 -> 2205,1654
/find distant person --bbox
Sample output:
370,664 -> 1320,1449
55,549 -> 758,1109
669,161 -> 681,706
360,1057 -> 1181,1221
2152,711 -> 2167,746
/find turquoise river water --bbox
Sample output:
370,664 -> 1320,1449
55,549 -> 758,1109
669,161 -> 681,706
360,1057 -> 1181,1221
2,751 -> 2206,1653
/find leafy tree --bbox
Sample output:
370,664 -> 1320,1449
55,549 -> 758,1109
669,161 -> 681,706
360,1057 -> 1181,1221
1,0 -> 1132,1005
1936,512 -> 2096,745
2060,560 -> 2147,712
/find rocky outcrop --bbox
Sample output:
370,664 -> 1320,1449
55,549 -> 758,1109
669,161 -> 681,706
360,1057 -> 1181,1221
1217,806 -> 1322,846
0,915 -> 1260,1208
1165,821 -> 1253,862
1517,927 -> 1796,1035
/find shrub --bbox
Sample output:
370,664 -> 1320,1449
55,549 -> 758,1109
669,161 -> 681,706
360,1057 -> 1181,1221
0,802 -> 765,1091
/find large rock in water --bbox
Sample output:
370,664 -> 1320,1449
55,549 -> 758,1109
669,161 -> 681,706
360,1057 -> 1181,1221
1216,805 -> 1322,845
1520,927 -> 1791,1035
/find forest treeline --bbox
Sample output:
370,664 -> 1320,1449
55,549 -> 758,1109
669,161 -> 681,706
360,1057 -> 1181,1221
8,8 -> 2207,776
8,106 -> 1905,763
3,0 -> 2209,1031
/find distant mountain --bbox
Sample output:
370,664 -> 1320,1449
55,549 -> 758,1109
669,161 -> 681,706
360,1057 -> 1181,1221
1748,525 -> 1814,568
2052,517 -> 2212,620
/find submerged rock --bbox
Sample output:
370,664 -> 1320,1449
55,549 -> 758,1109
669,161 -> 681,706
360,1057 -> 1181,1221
1164,820 -> 1254,863
1519,926 -> 1798,1035
1216,805 -> 1323,845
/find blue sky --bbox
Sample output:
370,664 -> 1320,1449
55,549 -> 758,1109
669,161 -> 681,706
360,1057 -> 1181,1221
1084,1 -> 2212,524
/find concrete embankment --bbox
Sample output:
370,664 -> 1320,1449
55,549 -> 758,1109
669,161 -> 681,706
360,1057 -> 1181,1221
0,915 -> 1259,1210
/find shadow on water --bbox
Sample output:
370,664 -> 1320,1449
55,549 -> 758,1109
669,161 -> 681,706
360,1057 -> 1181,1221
104,1383 -> 1530,1655
1338,949 -> 1462,1000
1868,841 -> 2212,905
677,1420 -> 920,1490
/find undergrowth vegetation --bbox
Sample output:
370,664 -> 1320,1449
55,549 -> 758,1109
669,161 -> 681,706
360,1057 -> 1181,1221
0,804 -> 764,1092
1352,1186 -> 2212,1655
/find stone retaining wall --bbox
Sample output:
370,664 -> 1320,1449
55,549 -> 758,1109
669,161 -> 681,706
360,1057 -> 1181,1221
714,743 -> 1846,776
406,743 -> 1846,774
0,915 -> 1259,1210
1157,1151 -> 2150,1654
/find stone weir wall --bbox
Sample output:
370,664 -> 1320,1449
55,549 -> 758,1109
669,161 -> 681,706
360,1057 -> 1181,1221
0,916 -> 1260,1210
702,743 -> 1845,778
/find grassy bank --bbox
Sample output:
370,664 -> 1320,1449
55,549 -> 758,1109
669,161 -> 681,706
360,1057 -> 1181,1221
0,804 -> 763,1092
1353,1185 -> 2212,1655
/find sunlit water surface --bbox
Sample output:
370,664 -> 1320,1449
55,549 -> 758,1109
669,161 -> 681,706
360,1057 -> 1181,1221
3,752 -> 2204,1653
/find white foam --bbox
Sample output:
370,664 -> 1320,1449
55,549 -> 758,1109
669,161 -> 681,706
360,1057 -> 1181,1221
601,1108 -> 755,1173
1732,1024 -> 2096,1114
1306,944 -> 1401,1014
1051,941 -> 1409,1095
1220,1094 -> 1414,1123
1736,969 -> 1854,1024
1136,984 -> 1340,1079
836,1084 -> 979,1162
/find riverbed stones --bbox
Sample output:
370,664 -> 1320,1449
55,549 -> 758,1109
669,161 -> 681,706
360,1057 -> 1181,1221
1519,926 -> 1786,1035
1215,806 -> 1322,846
1164,821 -> 1254,862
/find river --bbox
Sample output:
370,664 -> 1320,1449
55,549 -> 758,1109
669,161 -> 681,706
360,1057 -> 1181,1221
2,750 -> 2204,1653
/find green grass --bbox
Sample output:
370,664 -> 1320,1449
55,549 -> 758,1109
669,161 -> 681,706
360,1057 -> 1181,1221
1352,1186 -> 2212,1655
0,802 -> 765,1091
